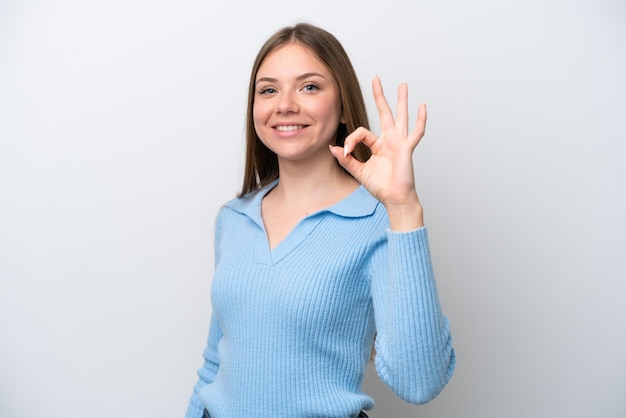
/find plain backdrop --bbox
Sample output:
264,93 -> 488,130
1,1 -> 625,417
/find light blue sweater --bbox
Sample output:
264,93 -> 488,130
185,181 -> 455,418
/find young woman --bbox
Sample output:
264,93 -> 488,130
185,22 -> 455,418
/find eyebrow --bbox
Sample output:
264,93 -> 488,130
255,72 -> 327,85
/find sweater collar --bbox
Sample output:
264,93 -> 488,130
226,179 -> 379,225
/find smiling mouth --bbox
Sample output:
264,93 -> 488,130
275,125 -> 306,132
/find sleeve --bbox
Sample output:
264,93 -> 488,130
184,313 -> 223,418
370,225 -> 456,404
184,209 -> 226,418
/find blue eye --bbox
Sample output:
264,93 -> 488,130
303,84 -> 319,92
259,87 -> 277,95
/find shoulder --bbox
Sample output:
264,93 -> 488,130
222,181 -> 276,217
324,186 -> 390,242
327,186 -> 386,220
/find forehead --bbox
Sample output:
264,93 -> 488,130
256,43 -> 332,79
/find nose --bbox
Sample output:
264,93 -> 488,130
275,91 -> 299,114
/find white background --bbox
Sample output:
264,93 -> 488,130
1,1 -> 625,417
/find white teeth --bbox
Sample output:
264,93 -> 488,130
275,125 -> 303,132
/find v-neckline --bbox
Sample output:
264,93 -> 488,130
260,181 -> 328,261
226,180 -> 380,265
261,181 -> 363,254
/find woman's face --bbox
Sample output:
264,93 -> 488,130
253,43 -> 344,163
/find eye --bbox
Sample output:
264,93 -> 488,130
258,87 -> 277,95
302,83 -> 319,92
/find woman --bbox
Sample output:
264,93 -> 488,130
185,22 -> 455,418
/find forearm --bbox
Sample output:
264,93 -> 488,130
371,227 -> 455,403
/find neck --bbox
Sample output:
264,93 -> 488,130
273,156 -> 358,202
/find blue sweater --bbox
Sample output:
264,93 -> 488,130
185,181 -> 455,418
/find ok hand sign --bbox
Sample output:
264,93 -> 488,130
330,76 -> 427,230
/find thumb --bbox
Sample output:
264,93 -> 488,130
329,145 -> 364,181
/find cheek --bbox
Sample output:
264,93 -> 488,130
317,102 -> 343,129
252,105 -> 271,145
252,104 -> 262,124
252,105 -> 267,132
324,95 -> 343,122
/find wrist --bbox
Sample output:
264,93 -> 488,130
385,197 -> 424,231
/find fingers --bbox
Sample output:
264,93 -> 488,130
343,126 -> 378,157
328,126 -> 376,182
396,82 -> 409,137
409,102 -> 427,147
344,78 -> 427,156
329,144 -> 364,180
372,76 -> 395,131
373,77 -> 413,138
